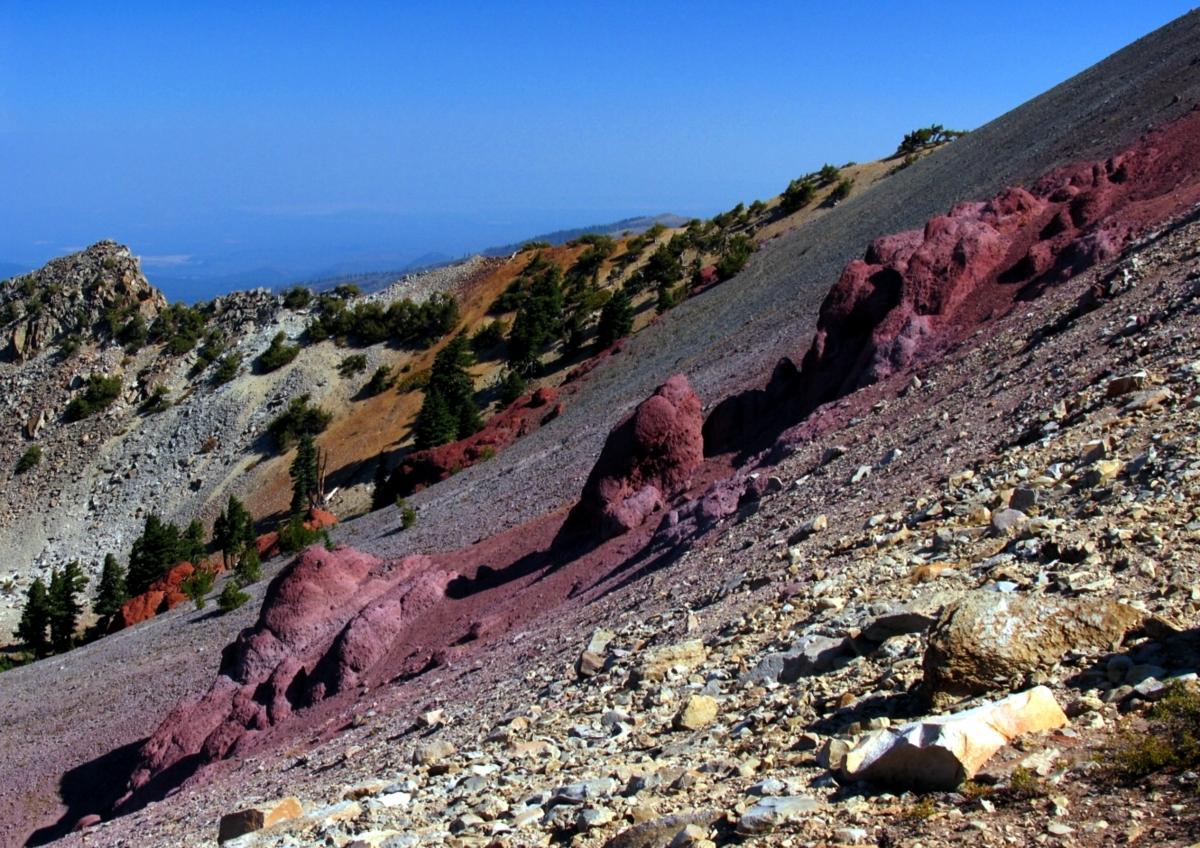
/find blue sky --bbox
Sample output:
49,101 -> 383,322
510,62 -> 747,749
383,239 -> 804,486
1,2 -> 1194,299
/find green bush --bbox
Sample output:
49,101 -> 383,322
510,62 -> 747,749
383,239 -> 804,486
338,353 -> 368,377
470,320 -> 507,354
139,385 -> 171,414
152,303 -> 208,355
235,547 -> 262,585
211,352 -> 242,386
397,498 -> 417,529
830,177 -> 854,202
282,286 -> 313,310
817,163 -> 841,186
182,567 -> 216,610
14,446 -> 41,474
306,293 -> 458,348
65,374 -> 123,421
781,177 -> 817,213
364,365 -> 396,397
257,331 -> 300,373
596,289 -> 633,348
716,234 -> 754,281
218,581 -> 250,612
268,394 -> 333,450
1108,682 -> 1200,779
277,516 -> 320,553
498,369 -> 527,406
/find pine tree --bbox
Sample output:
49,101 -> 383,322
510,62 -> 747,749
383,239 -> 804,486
412,387 -> 457,450
290,432 -> 319,515
372,453 -> 392,510
16,578 -> 50,657
235,546 -> 262,585
181,519 -> 207,564
47,561 -> 87,653
128,514 -> 182,596
498,369 -> 527,406
596,289 -> 634,349
214,496 -> 254,567
94,554 -> 128,618
427,334 -> 481,439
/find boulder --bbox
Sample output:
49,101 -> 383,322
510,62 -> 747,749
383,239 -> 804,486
218,797 -> 303,843
631,640 -> 707,684
566,375 -> 704,539
741,634 -> 849,684
923,592 -> 1142,700
737,796 -> 820,834
841,686 -> 1068,789
673,695 -> 718,731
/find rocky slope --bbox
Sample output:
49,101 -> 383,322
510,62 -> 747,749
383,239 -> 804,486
38,167 -> 1200,848
4,10 -> 1200,848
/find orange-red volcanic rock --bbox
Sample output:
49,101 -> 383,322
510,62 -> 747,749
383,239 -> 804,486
386,388 -> 561,497
115,560 -> 225,630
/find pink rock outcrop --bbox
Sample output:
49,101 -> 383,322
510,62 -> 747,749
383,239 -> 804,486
566,375 -> 704,539
123,545 -> 453,801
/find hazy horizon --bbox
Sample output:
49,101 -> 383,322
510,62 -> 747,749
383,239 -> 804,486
2,2 -> 1194,300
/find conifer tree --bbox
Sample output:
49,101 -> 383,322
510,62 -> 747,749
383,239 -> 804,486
16,578 -> 50,657
127,514 -> 182,595
213,496 -> 254,567
372,453 -> 392,510
427,334 -> 481,438
412,387 -> 456,450
181,519 -> 207,564
290,431 -> 319,515
94,553 -> 128,618
47,561 -> 87,653
596,289 -> 634,348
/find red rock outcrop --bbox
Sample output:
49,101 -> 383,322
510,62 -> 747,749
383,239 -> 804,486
114,560 -> 225,630
565,375 -> 704,539
124,545 -> 454,801
385,388 -> 561,498
706,108 -> 1200,456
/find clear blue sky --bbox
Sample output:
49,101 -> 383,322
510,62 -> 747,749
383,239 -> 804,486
1,2 -> 1194,299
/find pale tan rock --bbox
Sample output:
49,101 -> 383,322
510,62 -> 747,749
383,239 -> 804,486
923,592 -> 1142,700
632,639 -> 707,683
842,686 -> 1067,789
218,797 -> 303,843
673,695 -> 718,731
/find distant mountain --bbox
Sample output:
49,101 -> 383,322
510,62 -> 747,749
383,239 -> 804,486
481,213 -> 689,256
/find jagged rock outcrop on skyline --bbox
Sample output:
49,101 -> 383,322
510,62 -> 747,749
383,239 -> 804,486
0,241 -> 165,362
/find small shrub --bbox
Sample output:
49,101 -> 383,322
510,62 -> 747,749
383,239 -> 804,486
14,446 -> 41,474
338,353 -> 368,377
282,286 -> 313,310
65,374 -> 123,421
904,797 -> 937,820
498,369 -> 527,406
181,567 -> 216,610
1107,681 -> 1200,779
211,352 -> 242,386
58,335 -> 81,359
139,385 -> 171,414
257,332 -> 300,373
830,177 -> 854,203
817,163 -> 841,186
780,178 -> 817,213
218,581 -> 250,613
364,365 -> 396,397
470,320 -> 507,354
395,368 -> 430,394
1006,766 -> 1046,799
397,498 -> 417,529
277,516 -> 320,553
268,394 -> 333,450
235,547 -> 262,585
